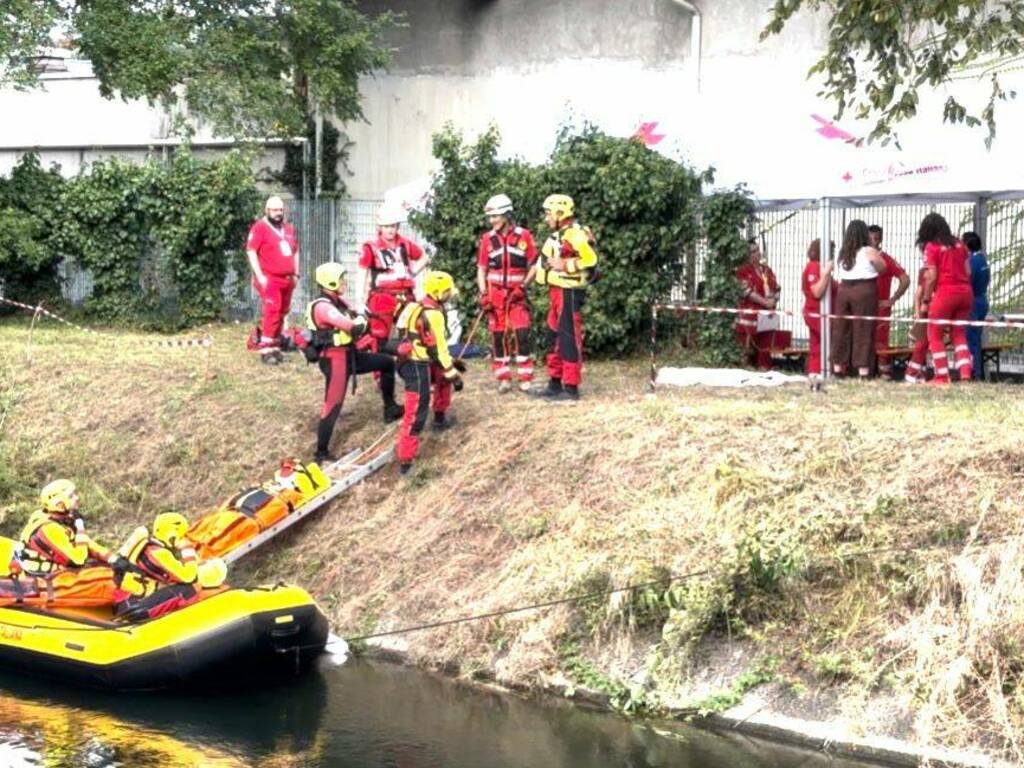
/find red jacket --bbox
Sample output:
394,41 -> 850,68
925,240 -> 971,292
736,262 -> 779,333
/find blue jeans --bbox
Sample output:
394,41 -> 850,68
967,298 -> 988,379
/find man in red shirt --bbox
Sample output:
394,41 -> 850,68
359,204 -> 428,352
476,194 -> 538,393
801,238 -> 834,379
868,225 -> 910,379
735,239 -> 780,370
246,195 -> 300,365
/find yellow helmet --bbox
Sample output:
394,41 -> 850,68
39,479 -> 78,514
315,262 -> 347,292
542,193 -> 575,222
152,512 -> 189,547
423,271 -> 456,302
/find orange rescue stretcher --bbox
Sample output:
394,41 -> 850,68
0,460 -> 332,609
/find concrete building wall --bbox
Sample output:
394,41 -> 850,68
341,0 -> 831,198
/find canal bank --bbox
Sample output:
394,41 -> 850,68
4,324 -> 1024,762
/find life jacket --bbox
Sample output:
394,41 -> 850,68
17,511 -> 76,576
484,226 -> 531,286
115,527 -> 192,598
537,222 -> 599,288
395,299 -> 445,364
369,241 -> 413,290
305,296 -> 356,348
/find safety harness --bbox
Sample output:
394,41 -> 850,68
369,242 -> 413,289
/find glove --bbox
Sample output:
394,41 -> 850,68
453,375 -> 464,393
453,359 -> 468,373
478,294 -> 492,311
74,518 -> 86,534
350,314 -> 368,339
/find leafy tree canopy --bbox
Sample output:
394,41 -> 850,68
1,0 -> 395,138
762,0 -> 1024,146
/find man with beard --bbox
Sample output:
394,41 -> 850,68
246,195 -> 300,364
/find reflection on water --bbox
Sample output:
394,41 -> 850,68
0,661 -> 877,768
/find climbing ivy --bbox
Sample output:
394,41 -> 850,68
273,119 -> 348,199
700,189 -> 755,366
411,124 -> 709,356
42,150 -> 261,329
0,155 -> 66,305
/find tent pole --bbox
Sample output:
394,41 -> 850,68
819,197 -> 832,381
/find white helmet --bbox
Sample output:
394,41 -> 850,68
484,194 -> 513,216
376,203 -> 407,226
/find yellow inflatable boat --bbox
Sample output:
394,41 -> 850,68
0,583 -> 328,690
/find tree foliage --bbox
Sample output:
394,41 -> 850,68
2,1 -> 394,138
2,151 -> 260,329
411,125 -> 709,356
762,0 -> 1024,145
700,190 -> 755,366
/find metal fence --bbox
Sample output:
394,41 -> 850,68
676,198 -> 1024,347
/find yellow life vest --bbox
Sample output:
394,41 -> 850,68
116,527 -> 193,598
305,297 -> 353,347
536,222 -> 597,289
396,301 -> 449,364
17,510 -> 71,575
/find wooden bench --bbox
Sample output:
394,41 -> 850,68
772,343 -> 1019,379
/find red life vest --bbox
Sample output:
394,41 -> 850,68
483,227 -> 531,286
369,242 -> 414,290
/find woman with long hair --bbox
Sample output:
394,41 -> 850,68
831,220 -> 887,377
918,213 -> 974,383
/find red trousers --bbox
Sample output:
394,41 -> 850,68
928,287 -> 973,382
546,286 -> 584,387
875,308 -> 894,375
905,324 -> 929,383
735,328 -> 773,370
255,275 -> 295,347
803,313 -> 822,375
487,285 -> 533,382
113,583 -> 199,621
396,361 -> 452,463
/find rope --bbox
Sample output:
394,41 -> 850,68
654,301 -> 1024,330
345,533 -> 1023,643
0,295 -> 213,349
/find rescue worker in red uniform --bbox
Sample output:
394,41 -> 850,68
395,271 -> 465,475
306,263 -> 404,463
247,195 -> 300,365
476,194 -> 539,393
736,239 -> 780,370
868,225 -> 911,379
113,513 -> 227,621
359,204 -> 428,352
536,194 -> 597,402
15,479 -> 117,577
918,213 -> 974,384
801,239 -> 834,379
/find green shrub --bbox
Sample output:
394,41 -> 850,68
0,154 -> 66,304
411,124 -> 709,356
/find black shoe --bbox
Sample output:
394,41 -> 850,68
261,351 -> 282,365
314,451 -> 336,464
532,378 -> 562,397
432,413 -> 456,431
383,401 -> 405,422
544,386 -> 579,403
399,462 -> 413,476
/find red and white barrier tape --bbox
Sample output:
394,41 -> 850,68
0,296 -> 213,348
655,302 -> 1024,330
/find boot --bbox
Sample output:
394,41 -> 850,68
544,385 -> 579,403
518,380 -> 533,393
399,462 -> 413,476
432,412 -> 456,431
383,400 -> 404,422
497,380 -> 512,394
314,450 -> 336,464
533,378 -> 562,397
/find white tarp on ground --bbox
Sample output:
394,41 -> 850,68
655,367 -> 807,388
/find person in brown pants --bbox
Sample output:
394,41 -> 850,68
831,220 -> 887,377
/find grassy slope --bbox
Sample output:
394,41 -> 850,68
2,318 -> 1023,759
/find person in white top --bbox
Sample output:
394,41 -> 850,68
831,220 -> 887,377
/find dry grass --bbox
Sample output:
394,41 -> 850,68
3,316 -> 1024,758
